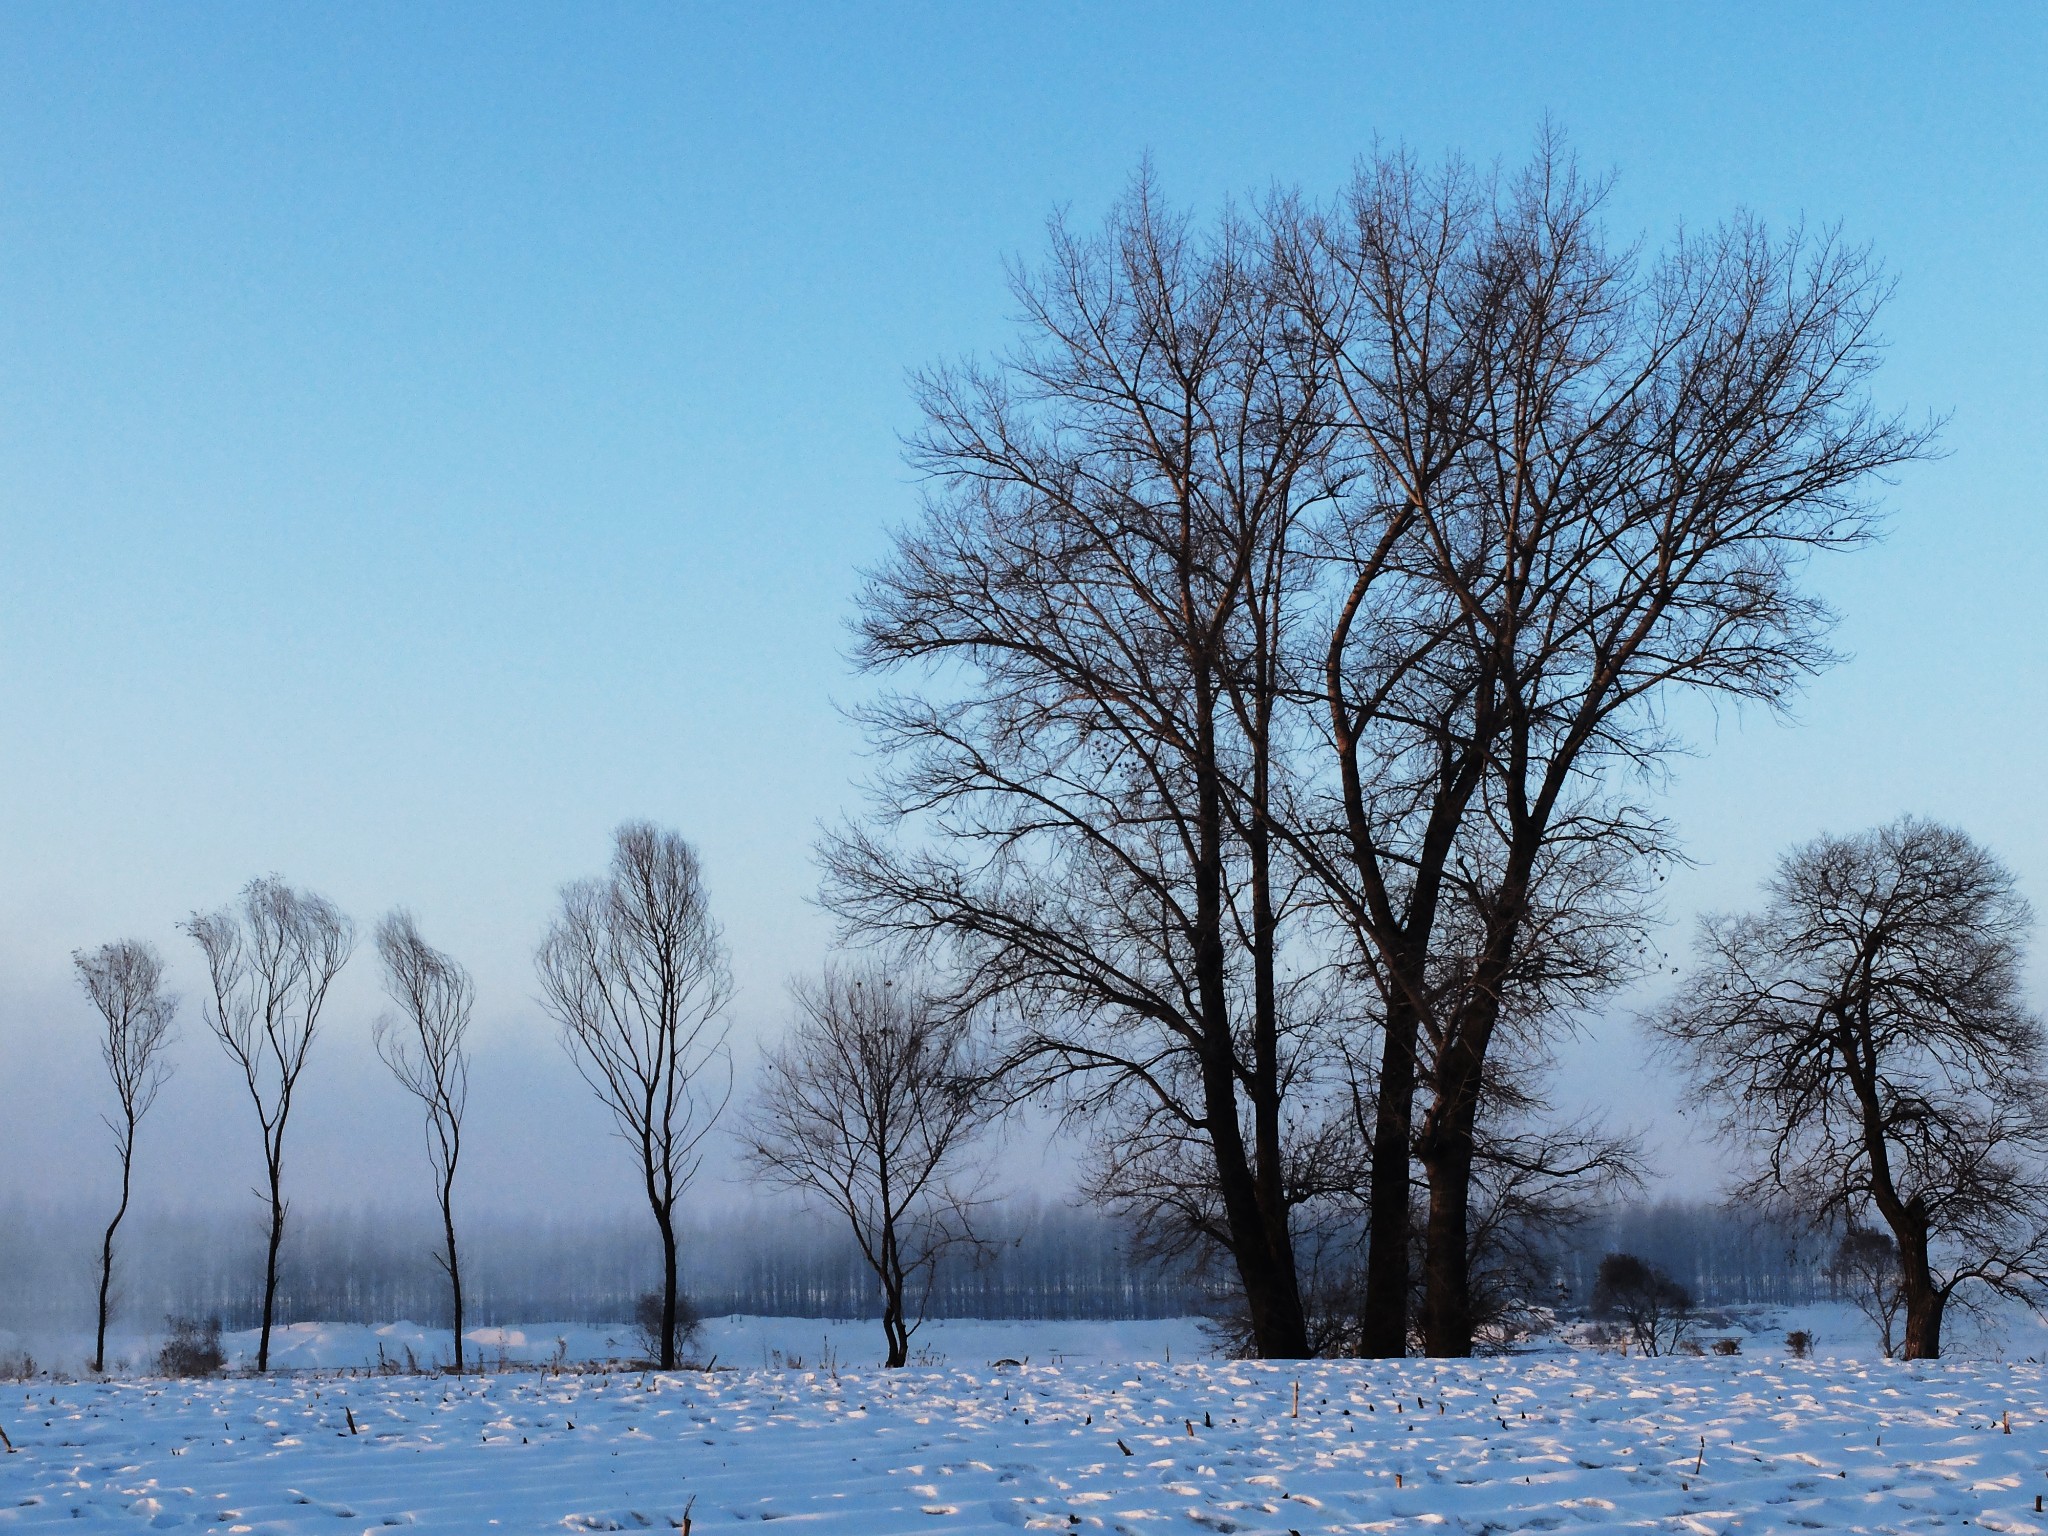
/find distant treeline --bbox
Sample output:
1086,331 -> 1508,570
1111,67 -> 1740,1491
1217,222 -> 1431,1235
0,1200 -> 1212,1333
1,1196 -> 1835,1336
1554,1204 -> 1832,1309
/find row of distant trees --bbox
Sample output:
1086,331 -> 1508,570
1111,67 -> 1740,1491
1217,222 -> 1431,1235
71,822 -> 993,1375
65,131 -> 2048,1369
74,884 -> 447,1373
77,809 -> 2044,1373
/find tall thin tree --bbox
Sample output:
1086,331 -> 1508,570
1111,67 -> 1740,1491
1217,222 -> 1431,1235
374,909 -> 474,1372
537,822 -> 731,1369
73,940 -> 177,1374
183,877 -> 354,1372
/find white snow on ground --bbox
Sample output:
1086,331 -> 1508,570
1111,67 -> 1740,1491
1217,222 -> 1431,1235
7,1299 -> 2042,1380
7,1347 -> 2048,1531
261,1315 -> 1220,1374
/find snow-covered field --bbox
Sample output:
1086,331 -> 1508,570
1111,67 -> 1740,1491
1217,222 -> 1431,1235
0,1316 -> 1219,1380
6,1328 -> 2048,1532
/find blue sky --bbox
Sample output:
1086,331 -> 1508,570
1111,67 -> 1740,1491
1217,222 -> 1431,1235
1,3 -> 2042,1211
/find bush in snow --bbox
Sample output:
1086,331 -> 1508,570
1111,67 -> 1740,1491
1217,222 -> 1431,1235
634,1289 -> 702,1367
157,1315 -> 224,1378
1591,1252 -> 1695,1356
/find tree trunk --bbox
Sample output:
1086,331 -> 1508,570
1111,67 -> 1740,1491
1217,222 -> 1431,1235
442,1193 -> 464,1373
882,1250 -> 910,1368
1897,1224 -> 1944,1360
94,1133 -> 134,1374
1193,672 -> 1308,1360
1901,1285 -> 1945,1360
258,1164 -> 286,1373
1197,1023 -> 1309,1356
658,1208 -> 680,1370
1417,1103 -> 1477,1357
1849,1029 -> 1943,1363
1416,1032 -> 1492,1358
1360,997 -> 1419,1357
1244,669 -> 1304,1360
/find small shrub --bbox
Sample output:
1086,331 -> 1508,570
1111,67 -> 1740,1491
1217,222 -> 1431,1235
157,1316 -> 225,1378
1711,1337 -> 1741,1356
1827,1227 -> 1904,1358
1591,1252 -> 1695,1356
633,1290 -> 703,1366
1675,1337 -> 1705,1356
0,1348 -> 36,1380
1786,1329 -> 1813,1359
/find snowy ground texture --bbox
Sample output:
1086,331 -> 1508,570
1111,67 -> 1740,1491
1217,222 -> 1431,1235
7,1336 -> 2048,1531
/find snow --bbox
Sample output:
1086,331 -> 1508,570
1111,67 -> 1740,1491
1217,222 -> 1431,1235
6,1332 -> 2048,1531
0,1316 -> 1220,1379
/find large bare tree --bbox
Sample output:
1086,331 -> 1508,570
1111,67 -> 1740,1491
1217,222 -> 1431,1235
183,877 -> 354,1372
73,939 -> 177,1374
374,909 -> 474,1372
1655,817 -> 2048,1358
1276,136 -> 1933,1354
537,821 -> 731,1369
743,966 -> 989,1366
823,172 -> 1340,1357
829,137 -> 1924,1360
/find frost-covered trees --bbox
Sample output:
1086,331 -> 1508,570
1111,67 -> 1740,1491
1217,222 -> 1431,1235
183,877 -> 354,1372
374,910 -> 474,1371
1656,818 -> 2048,1358
744,967 -> 989,1366
537,822 -> 731,1369
72,940 -> 177,1374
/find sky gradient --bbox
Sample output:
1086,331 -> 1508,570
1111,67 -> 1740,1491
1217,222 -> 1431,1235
1,3 -> 2043,1217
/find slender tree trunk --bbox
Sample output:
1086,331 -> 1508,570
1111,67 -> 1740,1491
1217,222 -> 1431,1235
657,1207 -> 680,1370
1192,670 -> 1309,1360
259,1159 -> 286,1373
94,1125 -> 136,1374
881,1233 -> 909,1368
1244,729 -> 1306,1358
441,1192 -> 464,1373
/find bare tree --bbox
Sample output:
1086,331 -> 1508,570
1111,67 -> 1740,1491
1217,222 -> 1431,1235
1655,817 -> 2048,1358
743,966 -> 989,1366
829,137 -> 1924,1361
1274,134 -> 1933,1354
537,821 -> 731,1369
1590,1251 -> 1694,1356
1827,1226 -> 1904,1357
182,877 -> 354,1372
823,172 -> 1341,1358
72,940 -> 177,1374
374,910 -> 473,1372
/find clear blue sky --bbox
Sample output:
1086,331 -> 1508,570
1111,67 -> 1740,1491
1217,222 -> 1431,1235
1,3 -> 2042,1212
